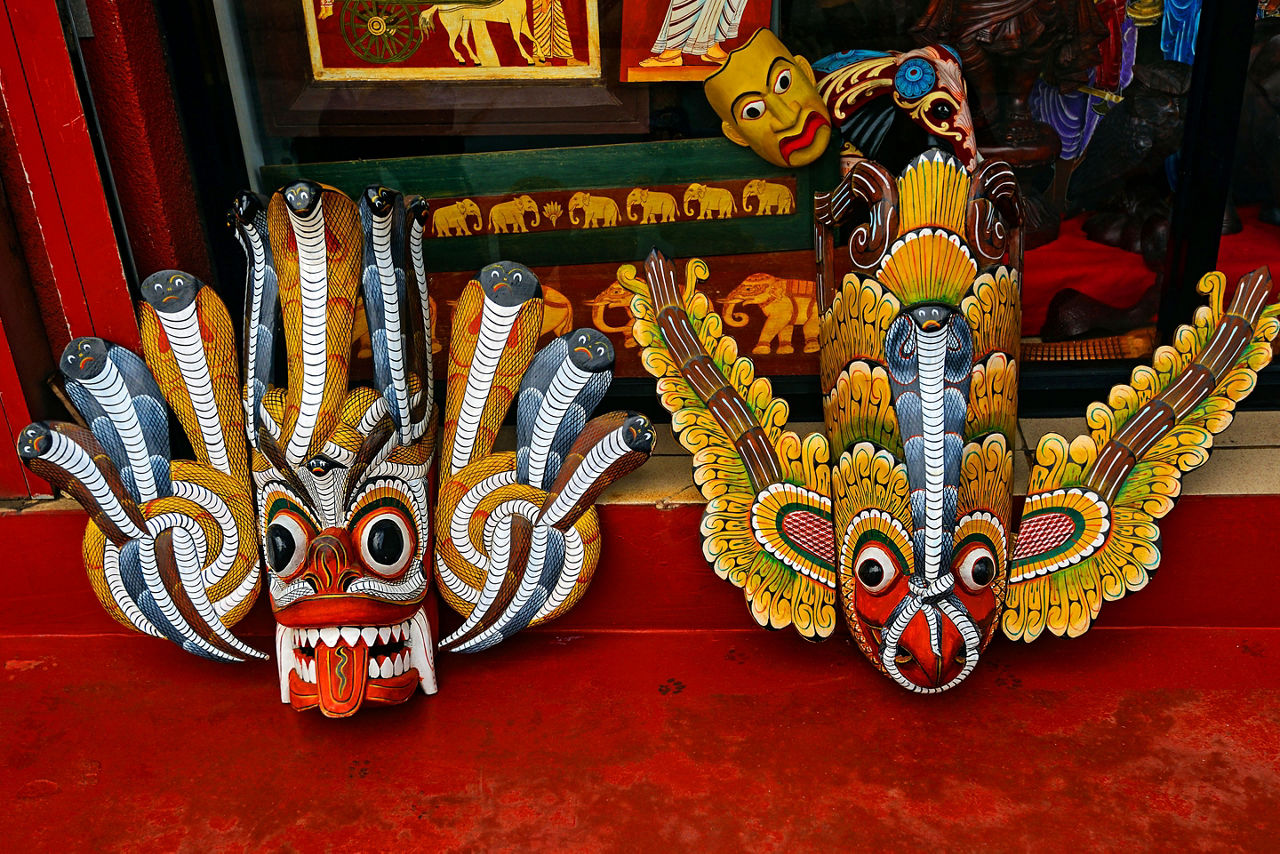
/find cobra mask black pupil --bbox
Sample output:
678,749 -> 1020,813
368,518 -> 405,565
858,559 -> 884,587
972,557 -> 994,586
267,524 -> 295,573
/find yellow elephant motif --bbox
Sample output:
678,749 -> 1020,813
432,199 -> 483,236
586,280 -> 638,348
568,192 -> 620,228
742,180 -> 795,215
488,194 -> 541,233
626,188 -> 678,224
682,183 -> 737,219
540,285 -> 574,338
720,273 -> 818,355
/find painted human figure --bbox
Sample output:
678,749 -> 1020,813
641,0 -> 749,67
531,0 -> 575,62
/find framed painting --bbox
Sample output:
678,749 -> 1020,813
619,0 -> 774,82
302,0 -> 601,80
239,0 -> 647,136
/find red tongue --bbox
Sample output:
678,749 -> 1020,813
315,643 -> 370,718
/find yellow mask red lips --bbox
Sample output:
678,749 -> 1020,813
779,111 -> 830,165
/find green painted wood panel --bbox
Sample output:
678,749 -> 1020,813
259,138 -> 838,272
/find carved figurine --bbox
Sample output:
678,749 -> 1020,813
911,0 -> 1109,150
703,29 -> 978,176
433,262 -> 655,651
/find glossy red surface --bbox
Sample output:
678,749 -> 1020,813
1022,209 -> 1280,336
2,628 -> 1278,849
2,497 -> 1279,848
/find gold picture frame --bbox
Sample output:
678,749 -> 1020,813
302,0 -> 602,81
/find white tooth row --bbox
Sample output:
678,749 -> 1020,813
276,611 -> 436,701
368,650 -> 412,679
289,621 -> 413,649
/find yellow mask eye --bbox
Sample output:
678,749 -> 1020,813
773,67 -> 792,94
739,98 -> 766,121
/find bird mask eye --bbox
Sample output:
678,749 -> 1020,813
956,543 -> 997,592
854,542 -> 900,594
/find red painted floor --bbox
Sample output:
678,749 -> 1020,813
3,626 -> 1279,851
4,496 -> 1280,849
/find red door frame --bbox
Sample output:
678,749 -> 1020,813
0,0 -> 140,497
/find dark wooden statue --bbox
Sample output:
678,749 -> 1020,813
912,0 -> 1109,154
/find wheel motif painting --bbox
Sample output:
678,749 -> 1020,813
305,0 -> 602,80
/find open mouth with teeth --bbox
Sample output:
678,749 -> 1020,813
274,606 -> 437,718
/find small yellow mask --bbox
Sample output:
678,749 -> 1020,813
704,29 -> 833,168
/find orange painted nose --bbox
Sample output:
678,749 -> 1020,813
301,529 -> 361,595
896,609 -> 968,690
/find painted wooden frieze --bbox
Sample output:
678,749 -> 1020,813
418,180 -> 799,239
261,138 -> 829,379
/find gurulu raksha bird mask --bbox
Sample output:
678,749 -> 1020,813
626,35 -> 1280,693
20,180 -> 652,717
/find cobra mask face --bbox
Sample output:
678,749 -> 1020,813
232,180 -> 439,717
817,146 -> 1022,693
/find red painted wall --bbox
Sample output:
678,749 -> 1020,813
79,0 -> 211,282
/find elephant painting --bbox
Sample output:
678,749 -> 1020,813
586,280 -> 638,348
568,192 -> 620,228
683,183 -> 737,219
540,285 -> 573,338
432,199 -> 482,236
488,194 -> 541,233
720,273 -> 818,355
741,180 -> 795,215
626,188 -> 678,224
